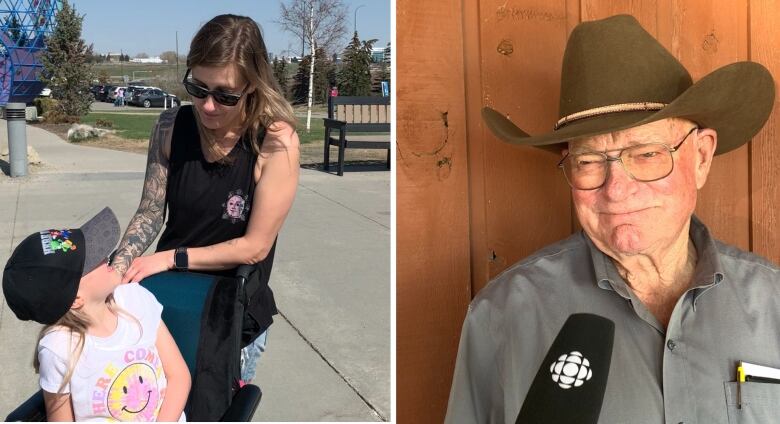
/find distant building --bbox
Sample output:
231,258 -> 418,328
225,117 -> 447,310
371,47 -> 385,63
130,57 -> 165,64
106,52 -> 122,63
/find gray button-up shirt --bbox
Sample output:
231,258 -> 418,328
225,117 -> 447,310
445,217 -> 780,424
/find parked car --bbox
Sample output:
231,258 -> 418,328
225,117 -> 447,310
130,88 -> 179,108
107,86 -> 128,103
89,84 -> 106,100
124,85 -> 154,103
101,85 -> 116,102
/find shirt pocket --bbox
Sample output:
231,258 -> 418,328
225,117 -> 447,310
724,382 -> 780,423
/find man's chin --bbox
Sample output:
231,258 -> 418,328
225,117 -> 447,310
608,224 -> 648,255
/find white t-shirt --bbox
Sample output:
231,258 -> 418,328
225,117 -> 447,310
38,283 -> 186,422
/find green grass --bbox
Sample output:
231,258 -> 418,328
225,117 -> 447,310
296,116 -> 325,144
81,110 -> 332,144
82,112 -> 158,139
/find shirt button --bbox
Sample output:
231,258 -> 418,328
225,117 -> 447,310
667,340 -> 677,351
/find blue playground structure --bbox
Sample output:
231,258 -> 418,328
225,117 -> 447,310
0,0 -> 59,106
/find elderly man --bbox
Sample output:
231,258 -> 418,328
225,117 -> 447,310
445,15 -> 779,424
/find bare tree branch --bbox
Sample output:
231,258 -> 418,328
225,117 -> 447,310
276,0 -> 348,57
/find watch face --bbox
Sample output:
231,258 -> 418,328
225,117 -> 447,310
175,249 -> 187,269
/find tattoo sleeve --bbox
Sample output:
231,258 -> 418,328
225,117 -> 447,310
112,108 -> 177,275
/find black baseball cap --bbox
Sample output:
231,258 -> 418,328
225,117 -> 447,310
2,207 -> 120,325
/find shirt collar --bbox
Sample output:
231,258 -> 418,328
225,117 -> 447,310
587,215 -> 724,303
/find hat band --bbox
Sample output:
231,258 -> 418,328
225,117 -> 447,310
554,102 -> 668,130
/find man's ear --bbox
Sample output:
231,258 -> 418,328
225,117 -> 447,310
693,128 -> 717,190
71,295 -> 84,310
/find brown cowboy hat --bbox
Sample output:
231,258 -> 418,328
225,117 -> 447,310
482,14 -> 775,155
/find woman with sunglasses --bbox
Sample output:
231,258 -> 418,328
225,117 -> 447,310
110,14 -> 299,388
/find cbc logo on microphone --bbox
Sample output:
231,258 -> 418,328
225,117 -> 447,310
549,351 -> 592,389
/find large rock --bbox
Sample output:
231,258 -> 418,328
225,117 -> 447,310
0,145 -> 41,165
67,124 -> 114,142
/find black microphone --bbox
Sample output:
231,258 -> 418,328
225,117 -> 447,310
516,313 -> 615,424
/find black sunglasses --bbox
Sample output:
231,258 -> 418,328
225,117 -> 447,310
182,69 -> 247,106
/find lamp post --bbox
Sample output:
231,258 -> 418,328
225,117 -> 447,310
354,4 -> 365,35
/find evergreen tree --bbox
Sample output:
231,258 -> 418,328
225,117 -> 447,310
6,15 -> 24,47
290,49 -> 332,104
40,0 -> 94,116
291,56 -> 309,104
313,48 -> 333,103
337,32 -> 376,96
272,58 -> 288,98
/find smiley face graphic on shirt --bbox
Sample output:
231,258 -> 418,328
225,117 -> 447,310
107,363 -> 160,421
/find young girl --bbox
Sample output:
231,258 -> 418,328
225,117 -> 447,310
2,208 -> 190,421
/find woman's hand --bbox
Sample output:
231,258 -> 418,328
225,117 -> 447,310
122,250 -> 174,284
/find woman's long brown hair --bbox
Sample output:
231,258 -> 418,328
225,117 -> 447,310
187,14 -> 296,158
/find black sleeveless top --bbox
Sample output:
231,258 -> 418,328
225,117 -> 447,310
157,106 -> 277,338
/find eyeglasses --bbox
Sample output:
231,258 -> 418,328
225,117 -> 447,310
558,126 -> 698,190
182,69 -> 247,106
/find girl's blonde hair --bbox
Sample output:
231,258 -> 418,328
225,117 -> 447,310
187,14 -> 296,159
33,294 -> 141,394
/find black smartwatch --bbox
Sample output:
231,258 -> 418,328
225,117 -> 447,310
174,247 -> 188,271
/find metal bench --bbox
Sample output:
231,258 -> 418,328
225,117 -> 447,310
323,95 -> 391,176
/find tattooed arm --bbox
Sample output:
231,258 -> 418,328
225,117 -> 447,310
111,107 -> 178,277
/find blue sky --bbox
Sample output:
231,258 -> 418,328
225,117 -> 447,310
70,0 -> 390,57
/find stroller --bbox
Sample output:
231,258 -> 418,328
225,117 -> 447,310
6,265 -> 262,421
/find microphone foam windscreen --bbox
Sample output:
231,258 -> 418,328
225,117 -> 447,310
516,313 -> 615,424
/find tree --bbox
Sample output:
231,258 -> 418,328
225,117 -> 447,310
159,50 -> 178,64
6,15 -> 25,47
277,0 -> 348,132
337,32 -> 376,96
291,48 -> 333,104
272,58 -> 289,98
277,0 -> 348,56
87,52 -> 104,63
40,0 -> 94,117
135,52 -> 148,59
97,69 -> 110,83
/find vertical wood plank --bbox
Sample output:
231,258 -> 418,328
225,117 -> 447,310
666,0 -> 750,249
581,0 -> 658,30
397,0 -> 472,422
750,0 -> 780,264
464,0 -> 488,288
477,0 -> 573,289
370,105 -> 378,123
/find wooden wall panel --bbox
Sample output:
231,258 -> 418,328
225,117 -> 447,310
476,0 -> 574,289
671,0 -> 751,250
750,0 -> 780,264
396,2 -> 473,423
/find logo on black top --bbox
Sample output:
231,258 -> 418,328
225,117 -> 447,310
222,189 -> 250,223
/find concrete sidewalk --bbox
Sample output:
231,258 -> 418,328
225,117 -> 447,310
0,120 -> 390,421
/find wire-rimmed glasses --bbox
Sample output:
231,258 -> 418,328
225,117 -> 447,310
558,126 -> 698,190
